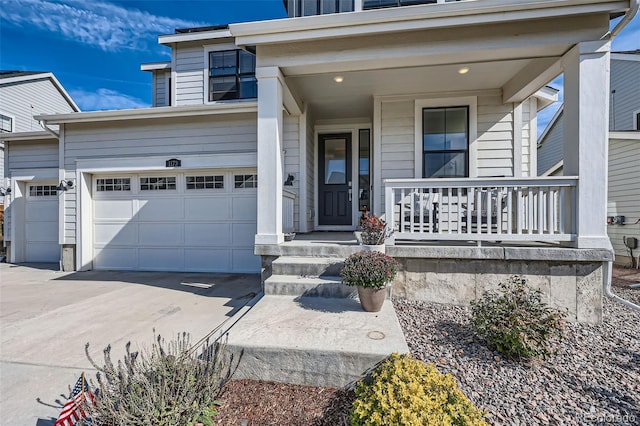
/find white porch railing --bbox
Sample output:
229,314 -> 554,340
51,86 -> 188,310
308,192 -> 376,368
283,189 -> 296,234
384,177 -> 578,243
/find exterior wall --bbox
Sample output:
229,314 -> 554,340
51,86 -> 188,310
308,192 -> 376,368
610,58 -> 640,131
377,94 -> 517,212
521,98 -> 537,177
0,78 -> 75,133
537,109 -> 564,176
153,70 -> 171,107
607,138 -> 640,264
283,115 -> 301,231
62,113 -> 258,244
305,111 -> 315,231
174,44 -> 205,106
393,256 -> 604,324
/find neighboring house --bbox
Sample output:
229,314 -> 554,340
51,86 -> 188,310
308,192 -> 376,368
3,0 -> 636,324
0,71 -> 79,255
538,51 -> 640,266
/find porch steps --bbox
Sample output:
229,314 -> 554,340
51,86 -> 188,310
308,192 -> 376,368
265,255 -> 353,297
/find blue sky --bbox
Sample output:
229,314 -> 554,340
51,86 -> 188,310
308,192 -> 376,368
1,0 -> 638,135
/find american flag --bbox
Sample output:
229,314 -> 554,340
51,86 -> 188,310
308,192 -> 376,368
54,373 -> 95,426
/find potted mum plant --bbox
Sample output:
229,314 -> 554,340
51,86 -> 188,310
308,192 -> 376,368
341,250 -> 399,312
357,212 -> 388,252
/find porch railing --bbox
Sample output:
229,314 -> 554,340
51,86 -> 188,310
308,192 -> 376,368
384,177 -> 577,243
283,189 -> 296,234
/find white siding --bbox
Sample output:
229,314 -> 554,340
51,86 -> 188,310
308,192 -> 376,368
476,95 -> 514,178
607,138 -> 640,262
610,59 -> 640,131
175,46 -> 204,106
0,78 -> 75,133
521,100 -> 531,176
283,115 -> 300,231
62,113 -> 257,243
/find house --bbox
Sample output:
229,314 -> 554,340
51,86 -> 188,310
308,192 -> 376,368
0,71 -> 79,254
538,51 -> 640,267
3,0 -> 637,324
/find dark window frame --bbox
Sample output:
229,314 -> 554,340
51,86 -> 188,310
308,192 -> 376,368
422,105 -> 469,178
0,113 -> 13,133
208,50 -> 256,102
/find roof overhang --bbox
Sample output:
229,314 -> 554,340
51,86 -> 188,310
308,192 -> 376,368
230,0 -> 630,46
533,86 -> 560,111
0,131 -> 58,143
35,102 -> 258,125
611,52 -> 640,61
0,72 -> 80,112
610,131 -> 640,140
140,62 -> 172,72
158,29 -> 232,45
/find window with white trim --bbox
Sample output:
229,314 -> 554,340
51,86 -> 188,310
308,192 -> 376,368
0,113 -> 13,133
422,106 -> 469,178
234,174 -> 257,189
96,178 -> 131,192
29,185 -> 57,196
140,177 -> 176,191
186,175 -> 224,190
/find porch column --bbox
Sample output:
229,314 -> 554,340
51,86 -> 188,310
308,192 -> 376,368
255,66 -> 284,245
562,40 -> 611,249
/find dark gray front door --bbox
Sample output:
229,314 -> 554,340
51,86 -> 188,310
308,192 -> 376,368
319,133 -> 352,226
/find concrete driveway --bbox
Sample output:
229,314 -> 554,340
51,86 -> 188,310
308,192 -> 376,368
0,263 -> 261,425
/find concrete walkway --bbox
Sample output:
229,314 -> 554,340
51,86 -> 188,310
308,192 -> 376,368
0,263 -> 260,425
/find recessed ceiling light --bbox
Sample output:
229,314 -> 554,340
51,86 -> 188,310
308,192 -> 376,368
334,76 -> 344,83
458,67 -> 470,75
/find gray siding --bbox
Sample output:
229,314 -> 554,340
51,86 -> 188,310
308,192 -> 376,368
62,113 -> 257,243
377,95 -> 517,211
283,115 -> 301,231
537,109 -> 564,176
175,46 -> 204,106
607,138 -> 640,261
610,59 -> 640,131
0,78 -> 75,133
153,70 -> 171,107
7,141 -> 59,170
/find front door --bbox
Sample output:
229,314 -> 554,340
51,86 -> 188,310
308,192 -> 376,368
318,133 -> 352,226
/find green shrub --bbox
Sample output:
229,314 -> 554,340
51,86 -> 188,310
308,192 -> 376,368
341,250 -> 399,289
470,275 -> 567,360
350,353 -> 487,426
84,332 -> 226,426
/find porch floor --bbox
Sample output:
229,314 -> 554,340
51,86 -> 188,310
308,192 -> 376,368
223,294 -> 409,387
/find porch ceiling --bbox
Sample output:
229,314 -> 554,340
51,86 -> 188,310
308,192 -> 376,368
287,58 -> 536,120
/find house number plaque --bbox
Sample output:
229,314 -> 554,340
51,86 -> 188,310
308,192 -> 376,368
166,158 -> 181,167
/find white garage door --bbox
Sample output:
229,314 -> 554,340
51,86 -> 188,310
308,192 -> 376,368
25,184 -> 60,262
92,171 -> 259,273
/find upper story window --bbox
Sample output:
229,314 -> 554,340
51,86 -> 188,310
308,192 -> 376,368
635,111 -> 640,131
285,0 -> 354,17
0,113 -> 13,133
422,106 -> 468,178
209,50 -> 257,102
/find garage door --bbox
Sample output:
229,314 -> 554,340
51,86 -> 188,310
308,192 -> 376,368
92,171 -> 259,273
25,184 -> 59,262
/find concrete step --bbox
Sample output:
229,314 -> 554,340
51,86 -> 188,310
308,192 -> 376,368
257,243 -> 365,258
271,256 -> 344,277
223,295 -> 410,388
264,275 -> 354,298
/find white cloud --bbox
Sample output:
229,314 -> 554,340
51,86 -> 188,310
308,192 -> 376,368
0,0 -> 204,52
70,88 -> 150,111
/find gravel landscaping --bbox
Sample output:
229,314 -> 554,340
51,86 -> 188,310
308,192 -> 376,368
395,287 -> 640,426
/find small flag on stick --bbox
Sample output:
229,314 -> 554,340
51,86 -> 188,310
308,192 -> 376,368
55,372 -> 95,426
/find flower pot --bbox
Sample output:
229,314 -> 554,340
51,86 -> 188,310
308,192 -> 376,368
357,285 -> 386,312
360,244 -> 385,253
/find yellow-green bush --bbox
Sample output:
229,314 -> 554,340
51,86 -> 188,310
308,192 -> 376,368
350,353 -> 487,426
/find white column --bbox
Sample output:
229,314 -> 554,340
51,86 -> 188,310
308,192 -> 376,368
255,66 -> 284,245
562,40 -> 611,249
